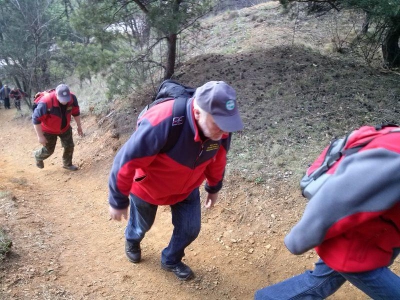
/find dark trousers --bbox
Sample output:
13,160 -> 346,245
125,188 -> 201,265
14,99 -> 21,110
35,127 -> 75,166
4,98 -> 10,109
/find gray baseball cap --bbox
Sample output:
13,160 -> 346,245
56,84 -> 71,103
195,81 -> 243,132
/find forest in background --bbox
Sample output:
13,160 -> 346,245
0,0 -> 399,112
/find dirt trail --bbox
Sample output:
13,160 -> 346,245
0,107 -> 369,299
0,108 -> 267,300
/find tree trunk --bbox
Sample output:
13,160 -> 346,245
163,0 -> 181,80
382,18 -> 400,68
40,60 -> 51,87
142,17 -> 151,47
361,12 -> 370,34
165,33 -> 177,80
13,76 -> 21,90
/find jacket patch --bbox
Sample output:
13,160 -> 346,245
206,143 -> 219,151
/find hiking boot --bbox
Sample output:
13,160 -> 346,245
63,164 -> 78,171
161,261 -> 194,281
125,240 -> 141,263
36,159 -> 44,169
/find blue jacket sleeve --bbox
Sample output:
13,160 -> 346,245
32,102 -> 47,124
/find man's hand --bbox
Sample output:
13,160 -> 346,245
73,116 -> 84,137
38,135 -> 48,146
205,192 -> 219,209
109,206 -> 128,221
34,124 -> 47,146
77,126 -> 83,137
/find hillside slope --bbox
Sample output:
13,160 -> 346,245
1,2 -> 399,299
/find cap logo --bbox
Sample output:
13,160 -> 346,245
226,100 -> 235,111
63,91 -> 68,96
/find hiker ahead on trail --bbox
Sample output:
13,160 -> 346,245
108,81 -> 243,281
255,124 -> 400,300
10,87 -> 28,110
0,85 -> 11,109
32,84 -> 83,171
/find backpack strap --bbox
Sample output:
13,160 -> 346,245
310,136 -> 346,180
309,126 -> 376,180
375,123 -> 399,130
342,141 -> 371,156
156,80 -> 195,153
137,80 -> 195,153
160,96 -> 187,153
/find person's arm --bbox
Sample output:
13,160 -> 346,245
33,124 -> 47,146
70,94 -> 83,136
73,115 -> 83,136
32,102 -> 48,145
203,134 -> 231,208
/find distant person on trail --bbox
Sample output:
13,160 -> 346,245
254,126 -> 400,299
32,84 -> 83,171
108,81 -> 243,281
0,85 -> 12,109
10,87 -> 28,110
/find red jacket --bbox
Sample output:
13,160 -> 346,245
10,89 -> 27,100
32,90 -> 80,134
108,98 -> 230,208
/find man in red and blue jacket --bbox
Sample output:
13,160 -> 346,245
32,84 -> 83,171
10,86 -> 28,110
108,81 -> 243,281
255,125 -> 400,299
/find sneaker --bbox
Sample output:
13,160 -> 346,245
161,261 -> 194,281
36,160 -> 44,169
63,165 -> 78,171
125,240 -> 141,263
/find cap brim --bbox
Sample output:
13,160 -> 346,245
58,96 -> 70,103
213,114 -> 244,132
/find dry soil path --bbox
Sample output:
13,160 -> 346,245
0,107 -> 371,299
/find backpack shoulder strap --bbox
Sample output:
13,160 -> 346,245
375,123 -> 399,130
153,80 -> 195,153
160,96 -> 187,153
310,136 -> 347,180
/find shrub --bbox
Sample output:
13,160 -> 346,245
0,229 -> 12,261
